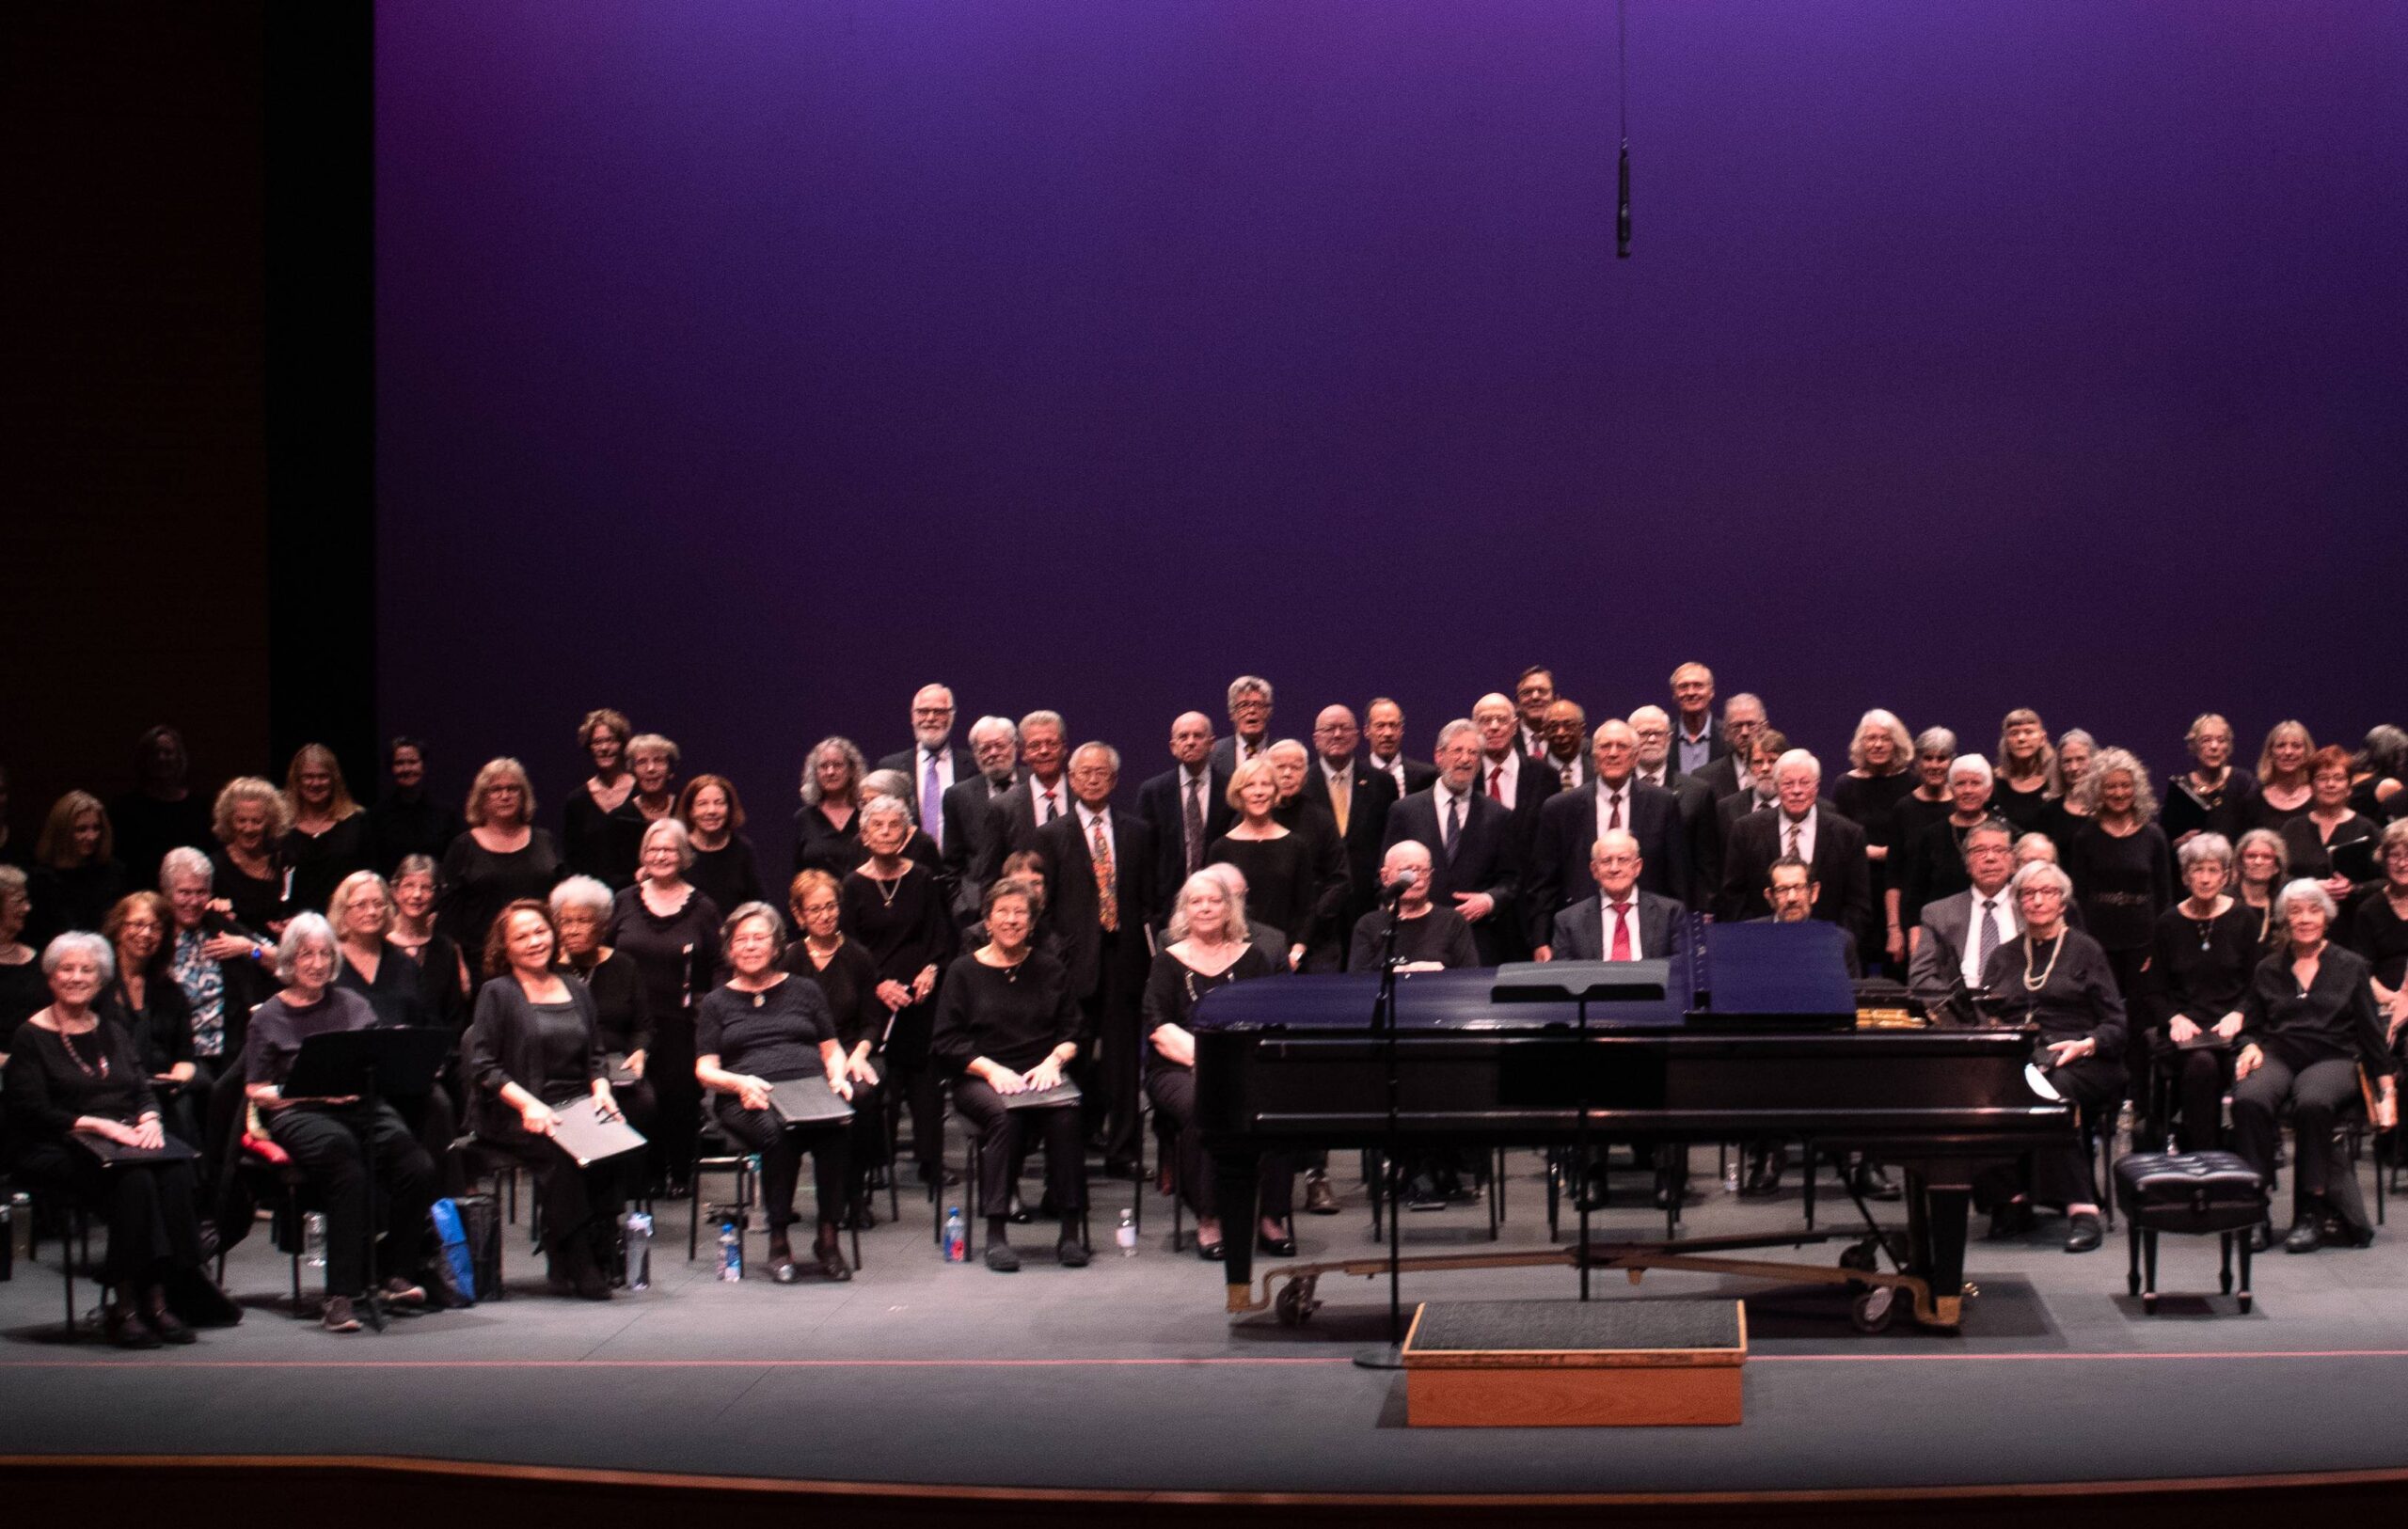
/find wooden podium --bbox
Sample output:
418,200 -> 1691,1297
1400,1300 -> 1746,1427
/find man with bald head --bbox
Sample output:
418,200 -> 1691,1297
1719,749 -> 1869,928
1136,710 -> 1231,893
1302,704 -> 1399,962
1694,693 -> 1769,804
1347,840 -> 1477,972
1528,718 -> 1689,955
1541,700 -> 1592,791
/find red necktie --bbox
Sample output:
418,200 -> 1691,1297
1608,901 -> 1633,961
1488,764 -> 1504,802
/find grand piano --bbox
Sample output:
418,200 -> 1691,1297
1191,919 -> 2073,1330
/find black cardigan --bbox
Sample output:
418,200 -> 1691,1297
464,977 -> 603,1141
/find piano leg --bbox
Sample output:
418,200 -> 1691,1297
1214,1147 -> 1262,1312
1914,1177 -> 1972,1328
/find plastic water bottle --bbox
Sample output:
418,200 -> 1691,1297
717,1217 -> 743,1282
8,1190 -> 29,1264
1116,1208 -> 1138,1258
943,1206 -> 968,1263
622,1210 -> 653,1292
1723,1158 -> 1740,1194
303,1211 -> 328,1277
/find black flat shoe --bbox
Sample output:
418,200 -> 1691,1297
2284,1221 -> 2323,1254
1196,1238 -> 1226,1262
1988,1200 -> 2036,1240
2063,1213 -> 2103,1253
1056,1237 -> 1091,1269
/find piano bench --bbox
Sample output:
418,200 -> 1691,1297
2113,1151 -> 2269,1315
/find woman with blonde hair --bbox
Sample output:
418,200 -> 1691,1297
281,743 -> 374,913
2250,720 -> 2315,829
27,790 -> 127,946
436,757 -> 565,957
1836,709 -> 1916,970
1991,708 -> 2055,833
209,776 -> 294,939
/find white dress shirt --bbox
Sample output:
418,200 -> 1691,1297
1961,888 -> 2020,990
1593,776 -> 1638,842
1031,778 -> 1068,828
1598,893 -> 1645,960
1370,753 -> 1409,795
1776,805 -> 1817,865
1075,800 -> 1117,882
1481,749 -> 1525,811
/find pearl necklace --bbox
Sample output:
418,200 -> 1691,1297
2021,930 -> 2067,992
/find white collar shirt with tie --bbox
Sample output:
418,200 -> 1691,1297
1032,779 -> 1067,826
1599,892 -> 1644,959
1370,753 -> 1408,794
1593,775 -> 1637,840
1961,886 -> 2020,990
1434,781 -> 1472,853
1482,750 -> 1522,811
917,746 -> 956,848
1778,805 -> 1817,865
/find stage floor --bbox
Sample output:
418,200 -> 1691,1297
6,1152 -> 2408,1498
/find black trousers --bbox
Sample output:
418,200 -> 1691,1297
711,1096 -> 848,1237
957,1078 -> 1085,1217
650,1011 -> 700,1187
2149,1033 -> 2231,1153
2232,1053 -> 2368,1231
843,1075 -> 886,1197
1146,1066 -> 1291,1222
608,1075 -> 659,1185
1081,931 -> 1144,1163
881,1000 -> 943,1176
14,1143 -> 205,1289
265,1101 -> 437,1298
2101,945 -> 2152,1085
473,1129 -> 626,1263
1977,1055 -> 2125,1211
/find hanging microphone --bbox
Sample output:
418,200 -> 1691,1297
1380,869 -> 1419,905
1616,139 -> 1631,259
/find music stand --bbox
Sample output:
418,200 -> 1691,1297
1491,958 -> 1669,1300
279,1027 -> 453,1332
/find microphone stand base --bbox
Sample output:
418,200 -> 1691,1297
1353,1344 -> 1407,1371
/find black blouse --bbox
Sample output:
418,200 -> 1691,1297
393,929 -> 470,1037
437,829 -> 567,959
0,955 -> 47,1048
2174,767 -> 2258,845
465,978 -> 603,1137
27,860 -> 130,946
2346,887 -> 2408,990
562,789 -> 644,890
695,977 -> 835,1081
1348,906 -> 1481,971
1991,778 -> 2052,832
608,884 -> 722,1033
562,949 -> 652,1058
2142,901 -> 2260,1030
1901,817 -> 1979,928
689,837 -> 767,924
2248,789 -> 2313,832
368,791 -> 466,877
2238,945 -> 2395,1077
2279,812 -> 2378,885
793,803 -> 865,881
100,969 -> 194,1078
2065,821 -> 2173,954
1981,929 -> 2127,1055
210,845 -> 294,937
1206,833 -> 1321,949
839,865 -> 956,991
929,952 -> 1083,1075
6,1018 -> 159,1146
782,936 -> 888,1053
1141,945 -> 1273,1078
335,941 -> 435,1031
1833,772 -> 1918,855
282,813 -> 375,913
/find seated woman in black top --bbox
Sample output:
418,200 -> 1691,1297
1206,759 -> 1314,972
330,870 -> 460,1190
466,899 -> 626,1299
695,902 -> 855,1283
388,855 -> 470,1040
99,891 -> 201,1150
929,878 -> 1088,1273
2142,835 -> 2260,1153
1978,862 -> 2123,1253
5,932 -> 223,1347
2230,880 -> 2400,1253
551,875 -> 657,1145
2348,821 -> 2408,1054
783,869 -> 888,1221
1145,871 -> 1281,1261
245,913 -> 440,1334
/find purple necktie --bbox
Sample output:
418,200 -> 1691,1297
922,753 -> 943,851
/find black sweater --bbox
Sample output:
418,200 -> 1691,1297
6,1018 -> 159,1151
466,977 -> 604,1138
930,953 -> 1083,1075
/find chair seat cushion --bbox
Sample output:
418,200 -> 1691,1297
2114,1150 -> 2269,1233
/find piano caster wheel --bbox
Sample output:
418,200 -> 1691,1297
1839,1239 -> 1878,1273
1275,1279 -> 1318,1327
1850,1285 -> 1898,1334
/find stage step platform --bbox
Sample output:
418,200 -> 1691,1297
1401,1299 -> 1746,1427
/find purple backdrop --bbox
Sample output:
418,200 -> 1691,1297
376,1 -> 2408,871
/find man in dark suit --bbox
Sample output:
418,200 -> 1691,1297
878,684 -> 974,858
1363,697 -> 1437,798
1630,704 -> 1719,897
1538,700 -> 1592,791
1035,742 -> 1159,1175
1712,728 -> 1788,848
939,715 -> 1024,922
1719,749 -> 1870,931
988,710 -> 1073,863
1135,711 -> 1231,902
1302,704 -> 1399,967
1692,693 -> 1768,803
1513,666 -> 1558,760
1382,719 -> 1522,964
1471,692 -> 1558,862
1670,662 -> 1728,777
1529,719 -> 1690,954
1207,675 -> 1275,776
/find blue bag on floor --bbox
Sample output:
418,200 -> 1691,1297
431,1197 -> 478,1306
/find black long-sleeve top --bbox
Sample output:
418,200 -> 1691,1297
368,791 -> 466,877
562,949 -> 651,1057
1901,817 -> 1979,929
282,813 -> 375,913
437,829 -> 566,958
1272,798 -> 1353,940
930,952 -> 1083,1075
2143,901 -> 2261,1029
26,860 -> 130,947
1206,833 -> 1320,950
2279,813 -> 2378,888
608,884 -> 721,1034
101,969 -> 194,1078
562,790 -> 643,889
689,836 -> 767,925
1348,906 -> 1481,971
695,977 -> 836,1081
839,864 -> 956,990
395,929 -> 470,1037
2177,767 -> 2259,845
2346,886 -> 2408,990
210,846 -> 293,936
335,941 -> 434,1031
0,956 -> 47,1048
1991,778 -> 2052,833
793,803 -> 864,881
465,978 -> 604,1138
781,936 -> 888,1053
1981,929 -> 2127,1056
6,1019 -> 161,1152
243,986 -> 379,1090
1141,945 -> 1273,1080
2065,821 -> 2173,954
2238,944 -> 2396,1078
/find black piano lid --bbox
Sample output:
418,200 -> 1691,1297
1191,920 -> 1858,1032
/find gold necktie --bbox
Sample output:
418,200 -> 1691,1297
1330,771 -> 1351,837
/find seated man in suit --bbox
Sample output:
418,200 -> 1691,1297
1547,828 -> 1689,1210
1741,857 -> 1874,1199
1305,705 -> 1399,967
1381,719 -> 1522,965
1719,749 -> 1869,934
1529,719 -> 1689,956
1907,818 -> 2020,1017
1363,697 -> 1437,799
1693,693 -> 1769,803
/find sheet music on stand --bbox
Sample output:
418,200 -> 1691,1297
547,1096 -> 648,1167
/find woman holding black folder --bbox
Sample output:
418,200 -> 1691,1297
466,899 -> 627,1300
5,932 -> 223,1347
694,902 -> 855,1283
2278,748 -> 2380,933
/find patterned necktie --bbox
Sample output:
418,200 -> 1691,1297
1090,815 -> 1118,932
1182,776 -> 1204,876
1609,901 -> 1633,961
1560,760 -> 1577,789
1785,821 -> 1802,860
1608,790 -> 1624,831
1977,897 -> 2003,969
1330,770 -> 1351,837
1043,788 -> 1060,823
1444,794 -> 1463,859
922,753 -> 943,851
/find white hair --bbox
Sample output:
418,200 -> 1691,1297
2273,877 -> 2337,924
1435,718 -> 1479,753
1773,748 -> 1822,783
1948,754 -> 1994,788
2009,859 -> 2073,902
274,912 -> 339,985
159,845 -> 214,891
40,930 -> 116,984
640,815 -> 695,869
549,875 -> 615,921
1166,869 -> 1248,944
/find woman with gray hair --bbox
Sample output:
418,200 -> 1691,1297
839,794 -> 955,1196
1884,728 -> 1960,961
859,767 -> 946,874
2234,828 -> 2290,956
2142,833 -> 2260,1151
2231,879 -> 2399,1253
1836,710 -> 1916,971
6,930 -> 228,1346
1977,861 -> 2124,1253
243,913 -> 440,1332
610,816 -> 720,1196
793,735 -> 871,880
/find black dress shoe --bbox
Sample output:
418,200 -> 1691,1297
2246,1221 -> 2273,1253
1988,1200 -> 2036,1240
1303,1173 -> 1340,1215
2063,1212 -> 2103,1253
2284,1220 -> 2323,1254
1852,1163 -> 1902,1202
1056,1237 -> 1091,1269
1196,1237 -> 1226,1262
103,1303 -> 163,1349
1259,1228 -> 1297,1257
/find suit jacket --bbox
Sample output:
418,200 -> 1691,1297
1300,761 -> 1400,953
1527,778 -> 1690,949
1719,801 -> 1870,931
941,770 -> 1023,921
1208,735 -> 1275,777
1694,753 -> 1751,804
1481,749 -> 1560,864
1717,788 -> 1776,843
1135,764 -> 1235,898
990,776 -> 1077,864
1549,889 -> 1688,963
1537,752 -> 1594,792
1364,753 -> 1439,799
1907,887 -> 2017,1013
1382,787 -> 1523,964
1034,807 -> 1160,1000
878,742 -> 975,787
1644,770 -> 1721,907
1272,796 -> 1353,968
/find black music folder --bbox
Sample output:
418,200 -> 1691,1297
546,1096 -> 647,1167
2330,837 -> 2379,885
2159,780 -> 2211,841
1002,1080 -> 1082,1111
280,1026 -> 454,1103
768,1076 -> 858,1127
72,1131 -> 199,1166
605,1052 -> 641,1086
